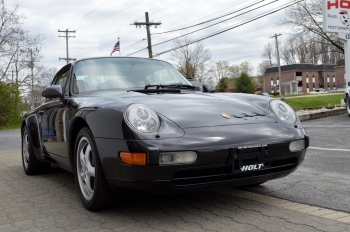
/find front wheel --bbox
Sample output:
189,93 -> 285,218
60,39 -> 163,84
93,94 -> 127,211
74,127 -> 114,210
346,95 -> 350,117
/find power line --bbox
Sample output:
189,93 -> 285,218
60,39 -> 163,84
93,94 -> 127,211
151,0 -> 259,39
136,0 -> 187,20
41,1 -> 112,47
152,0 -> 266,35
74,29 -> 139,58
155,0 -> 213,22
42,0 -> 143,50
211,37 -> 270,53
151,0 -> 278,48
123,39 -> 146,52
65,0 -> 113,29
154,0 -> 302,57
76,0 -> 145,30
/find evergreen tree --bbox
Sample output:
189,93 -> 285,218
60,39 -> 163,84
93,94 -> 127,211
235,72 -> 255,93
217,77 -> 228,92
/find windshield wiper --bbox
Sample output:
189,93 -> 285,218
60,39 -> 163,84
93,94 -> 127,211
144,83 -> 197,90
128,88 -> 180,93
127,82 -> 198,94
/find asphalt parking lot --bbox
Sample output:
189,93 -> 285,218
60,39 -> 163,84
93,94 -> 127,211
1,115 -> 350,231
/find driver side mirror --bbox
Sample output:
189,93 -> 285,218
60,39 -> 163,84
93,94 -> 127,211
42,85 -> 63,99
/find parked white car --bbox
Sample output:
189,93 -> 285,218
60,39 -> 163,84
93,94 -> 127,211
309,89 -> 327,94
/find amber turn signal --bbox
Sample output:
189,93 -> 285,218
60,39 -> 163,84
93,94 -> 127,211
120,152 -> 147,165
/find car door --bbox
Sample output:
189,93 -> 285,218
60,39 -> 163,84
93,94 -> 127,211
41,64 -> 71,159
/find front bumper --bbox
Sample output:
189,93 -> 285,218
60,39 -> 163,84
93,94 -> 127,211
95,123 -> 309,193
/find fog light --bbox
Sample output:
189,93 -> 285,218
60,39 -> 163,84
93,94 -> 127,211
159,151 -> 197,164
289,140 -> 305,152
120,152 -> 146,165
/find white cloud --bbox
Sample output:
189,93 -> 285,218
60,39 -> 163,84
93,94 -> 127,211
9,0 -> 292,75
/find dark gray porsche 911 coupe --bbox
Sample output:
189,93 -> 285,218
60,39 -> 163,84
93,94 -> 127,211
21,57 -> 309,210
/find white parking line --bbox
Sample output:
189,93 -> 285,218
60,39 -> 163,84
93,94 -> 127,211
309,147 -> 350,152
303,125 -> 350,128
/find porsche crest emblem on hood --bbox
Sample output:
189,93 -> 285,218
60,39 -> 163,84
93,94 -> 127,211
221,113 -> 230,119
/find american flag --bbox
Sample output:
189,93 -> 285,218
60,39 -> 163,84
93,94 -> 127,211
110,41 -> 120,56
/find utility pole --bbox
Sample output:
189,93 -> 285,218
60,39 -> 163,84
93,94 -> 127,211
58,29 -> 76,64
132,12 -> 161,58
271,33 -> 282,96
23,48 -> 36,109
30,49 -> 34,109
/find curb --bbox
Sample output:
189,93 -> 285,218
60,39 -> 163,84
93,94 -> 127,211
298,108 -> 347,121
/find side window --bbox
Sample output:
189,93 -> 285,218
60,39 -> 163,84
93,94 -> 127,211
54,70 -> 69,96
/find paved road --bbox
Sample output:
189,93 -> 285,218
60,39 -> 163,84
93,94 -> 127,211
242,113 -> 350,213
1,116 -> 350,231
1,149 -> 350,231
0,129 -> 21,151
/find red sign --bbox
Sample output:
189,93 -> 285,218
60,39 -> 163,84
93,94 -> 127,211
328,0 -> 350,9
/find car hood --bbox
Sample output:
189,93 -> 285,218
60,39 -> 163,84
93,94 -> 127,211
123,93 -> 276,128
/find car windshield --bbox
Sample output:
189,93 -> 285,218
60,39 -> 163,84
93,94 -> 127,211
72,58 -> 192,93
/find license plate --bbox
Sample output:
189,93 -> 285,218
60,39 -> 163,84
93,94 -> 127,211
232,147 -> 270,172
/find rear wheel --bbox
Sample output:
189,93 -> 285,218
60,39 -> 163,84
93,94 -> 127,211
74,127 -> 114,211
22,126 -> 51,175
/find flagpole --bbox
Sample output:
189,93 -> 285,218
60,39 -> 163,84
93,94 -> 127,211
118,37 -> 121,56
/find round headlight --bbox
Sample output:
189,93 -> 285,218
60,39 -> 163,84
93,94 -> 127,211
124,104 -> 160,133
270,100 -> 296,124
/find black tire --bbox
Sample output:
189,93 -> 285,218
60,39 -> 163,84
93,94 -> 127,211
74,127 -> 114,211
22,126 -> 51,175
346,95 -> 350,117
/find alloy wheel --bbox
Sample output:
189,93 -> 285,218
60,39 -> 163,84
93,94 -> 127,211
22,130 -> 30,169
76,137 -> 96,201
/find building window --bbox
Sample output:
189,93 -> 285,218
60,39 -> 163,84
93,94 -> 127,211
333,73 -> 335,78
276,74 -> 279,80
306,72 -> 309,78
333,83 -> 336,87
313,83 -> 315,88
328,82 -> 330,88
270,75 -> 273,80
307,83 -> 309,88
327,72 -> 329,77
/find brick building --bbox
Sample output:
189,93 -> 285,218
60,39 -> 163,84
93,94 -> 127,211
264,63 -> 346,94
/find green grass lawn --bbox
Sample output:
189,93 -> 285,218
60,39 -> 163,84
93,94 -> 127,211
284,93 -> 344,109
0,124 -> 20,131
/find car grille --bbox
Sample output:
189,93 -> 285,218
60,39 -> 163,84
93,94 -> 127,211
173,157 -> 298,187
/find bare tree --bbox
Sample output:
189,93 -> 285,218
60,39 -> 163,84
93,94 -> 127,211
280,37 -> 297,65
230,61 -> 254,78
29,66 -> 57,104
0,0 -> 25,81
209,60 -> 232,84
196,63 -> 213,84
170,33 -> 211,79
262,43 -> 275,66
279,0 -> 344,57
